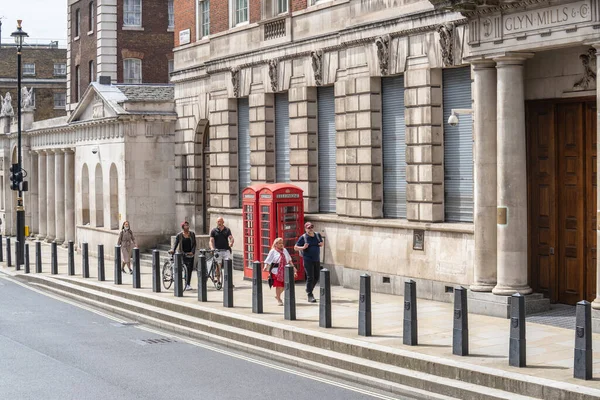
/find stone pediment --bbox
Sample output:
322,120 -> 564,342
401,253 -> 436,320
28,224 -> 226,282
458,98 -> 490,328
68,83 -> 126,124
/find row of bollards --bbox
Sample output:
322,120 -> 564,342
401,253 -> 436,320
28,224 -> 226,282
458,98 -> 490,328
5,237 -> 594,381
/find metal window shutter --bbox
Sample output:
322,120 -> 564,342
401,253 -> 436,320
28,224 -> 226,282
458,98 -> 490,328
442,67 -> 473,222
381,76 -> 406,218
238,98 -> 251,206
275,93 -> 290,182
317,86 -> 336,213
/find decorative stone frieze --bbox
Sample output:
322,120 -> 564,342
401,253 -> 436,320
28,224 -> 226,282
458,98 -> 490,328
249,93 -> 275,183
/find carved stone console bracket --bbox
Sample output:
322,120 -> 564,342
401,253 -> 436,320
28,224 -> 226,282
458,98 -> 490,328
573,48 -> 597,91
437,23 -> 455,67
268,59 -> 278,92
374,34 -> 390,75
231,66 -> 240,98
311,50 -> 324,86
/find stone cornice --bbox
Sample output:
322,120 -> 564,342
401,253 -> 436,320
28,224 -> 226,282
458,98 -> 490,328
429,0 -> 551,16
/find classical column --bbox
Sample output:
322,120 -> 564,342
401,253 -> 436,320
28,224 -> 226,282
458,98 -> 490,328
64,149 -> 75,246
471,59 -> 497,292
54,150 -> 65,244
594,44 -> 600,310
492,53 -> 534,296
37,151 -> 47,240
46,150 -> 56,242
29,151 -> 39,235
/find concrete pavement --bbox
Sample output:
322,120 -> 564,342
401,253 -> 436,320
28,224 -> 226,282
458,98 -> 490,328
2,239 -> 599,399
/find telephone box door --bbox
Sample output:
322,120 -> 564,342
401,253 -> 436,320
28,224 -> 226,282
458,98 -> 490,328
277,203 -> 305,280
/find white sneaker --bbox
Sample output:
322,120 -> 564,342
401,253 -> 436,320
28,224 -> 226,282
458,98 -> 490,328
185,285 -> 192,291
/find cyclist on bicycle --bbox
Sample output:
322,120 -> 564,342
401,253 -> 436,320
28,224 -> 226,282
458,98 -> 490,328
169,221 -> 196,291
209,216 -> 234,286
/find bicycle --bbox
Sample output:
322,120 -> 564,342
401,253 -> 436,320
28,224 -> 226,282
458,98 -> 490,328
198,249 -> 222,290
162,255 -> 188,291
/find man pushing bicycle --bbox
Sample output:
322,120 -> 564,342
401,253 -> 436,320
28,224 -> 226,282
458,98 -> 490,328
209,217 -> 235,286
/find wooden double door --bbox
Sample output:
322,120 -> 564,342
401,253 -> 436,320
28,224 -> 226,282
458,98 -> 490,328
527,98 -> 597,305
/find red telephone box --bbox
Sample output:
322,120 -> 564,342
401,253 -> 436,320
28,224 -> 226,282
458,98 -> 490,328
243,183 -> 305,281
241,184 -> 268,274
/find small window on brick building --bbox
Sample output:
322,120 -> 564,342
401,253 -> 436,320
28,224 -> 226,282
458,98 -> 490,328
89,2 -> 95,32
23,63 -> 36,76
54,63 -> 67,76
54,93 -> 66,109
168,59 -> 174,75
168,0 -> 175,29
89,60 -> 95,83
198,0 -> 210,37
75,8 -> 81,37
124,58 -> 142,84
277,0 -> 287,14
124,0 -> 142,26
75,65 -> 81,102
29,89 -> 36,108
230,0 -> 248,27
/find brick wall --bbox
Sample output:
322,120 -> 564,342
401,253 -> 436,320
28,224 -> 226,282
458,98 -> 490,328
116,0 -> 174,83
69,0 -> 97,102
211,0 -> 229,35
174,0 -> 196,46
250,0 -> 261,23
292,0 -> 307,12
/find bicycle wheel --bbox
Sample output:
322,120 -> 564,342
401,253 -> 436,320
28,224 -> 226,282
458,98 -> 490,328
213,263 -> 222,290
182,265 -> 188,291
162,260 -> 173,290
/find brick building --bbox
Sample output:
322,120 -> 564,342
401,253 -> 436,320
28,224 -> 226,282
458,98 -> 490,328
0,42 -> 67,121
170,0 -> 600,328
67,0 -> 175,110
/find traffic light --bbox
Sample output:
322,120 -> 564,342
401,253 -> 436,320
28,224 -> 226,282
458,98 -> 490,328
9,164 -> 22,191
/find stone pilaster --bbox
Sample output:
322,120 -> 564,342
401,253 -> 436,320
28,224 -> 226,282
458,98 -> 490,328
335,77 -> 382,218
594,44 -> 600,310
208,98 -> 238,208
404,68 -> 444,222
54,150 -> 65,244
45,151 -> 56,242
249,93 -> 275,183
37,151 -> 47,240
471,59 -> 497,292
28,151 -> 38,236
289,87 -> 318,213
64,149 -> 75,246
492,53 -> 533,296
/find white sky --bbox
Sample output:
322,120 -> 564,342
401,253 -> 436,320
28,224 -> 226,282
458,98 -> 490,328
1,0 -> 67,46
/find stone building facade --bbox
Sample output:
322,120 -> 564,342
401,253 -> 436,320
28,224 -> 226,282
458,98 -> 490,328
0,42 -> 67,121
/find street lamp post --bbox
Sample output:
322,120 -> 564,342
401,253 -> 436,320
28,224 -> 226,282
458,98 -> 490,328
11,20 -> 28,267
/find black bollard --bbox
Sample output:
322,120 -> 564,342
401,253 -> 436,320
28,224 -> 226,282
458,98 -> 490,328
82,242 -> 89,278
174,252 -> 184,297
51,242 -> 58,275
132,248 -> 141,288
509,293 -> 526,367
453,286 -> 469,356
35,241 -> 42,273
68,241 -> 75,276
574,300 -> 592,380
197,254 -> 207,301
403,280 -> 418,345
358,274 -> 372,336
284,265 -> 296,320
319,268 -> 332,328
24,243 -> 30,274
152,250 -> 161,293
0,234 -> 3,262
6,237 -> 11,267
98,244 -> 105,281
15,240 -> 20,271
223,259 -> 234,307
114,245 -> 122,284
252,261 -> 263,313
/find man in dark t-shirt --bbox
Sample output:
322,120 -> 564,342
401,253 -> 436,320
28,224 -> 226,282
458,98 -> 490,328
294,222 -> 323,303
209,216 -> 234,285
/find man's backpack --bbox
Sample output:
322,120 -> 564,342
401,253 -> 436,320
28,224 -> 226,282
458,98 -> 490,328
298,232 -> 321,257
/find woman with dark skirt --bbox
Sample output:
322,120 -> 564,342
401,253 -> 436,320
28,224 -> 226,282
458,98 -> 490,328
263,237 -> 296,306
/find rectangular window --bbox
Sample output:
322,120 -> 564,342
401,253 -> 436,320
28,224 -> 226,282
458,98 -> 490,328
75,8 -> 81,37
89,60 -> 95,82
200,0 -> 210,37
277,0 -> 288,14
275,93 -> 290,183
124,0 -> 142,26
317,86 -> 336,213
232,0 -> 248,26
382,76 -> 407,218
23,63 -> 36,76
123,59 -> 142,83
168,0 -> 175,29
54,93 -> 66,108
168,59 -> 174,74
89,1 -> 95,32
30,89 -> 36,108
75,65 -> 81,102
54,63 -> 67,76
238,98 -> 251,207
443,67 -> 473,222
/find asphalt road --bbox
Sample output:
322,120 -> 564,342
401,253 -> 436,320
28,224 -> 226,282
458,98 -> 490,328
0,276 -> 406,400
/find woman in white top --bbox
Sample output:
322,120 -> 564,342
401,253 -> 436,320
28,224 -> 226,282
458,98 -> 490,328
263,237 -> 297,306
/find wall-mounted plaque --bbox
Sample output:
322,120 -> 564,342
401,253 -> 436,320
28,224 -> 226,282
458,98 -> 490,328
413,230 -> 424,251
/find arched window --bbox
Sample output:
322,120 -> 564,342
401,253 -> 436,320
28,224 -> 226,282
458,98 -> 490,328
82,164 -> 90,225
95,163 -> 104,227
110,164 -> 119,229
